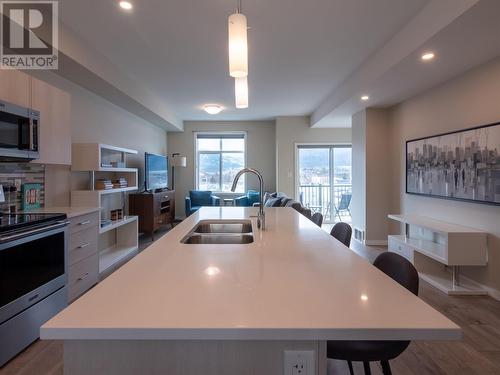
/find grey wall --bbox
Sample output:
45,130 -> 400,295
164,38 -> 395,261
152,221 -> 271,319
389,56 -> 500,292
167,121 -> 276,218
42,72 -> 168,206
351,109 -> 392,244
275,116 -> 352,198
351,111 -> 366,237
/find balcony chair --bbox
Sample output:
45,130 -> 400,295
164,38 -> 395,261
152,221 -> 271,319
330,222 -> 352,247
334,193 -> 352,222
327,252 -> 419,375
185,190 -> 220,217
234,190 -> 260,207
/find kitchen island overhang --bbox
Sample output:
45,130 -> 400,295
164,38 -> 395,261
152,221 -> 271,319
41,207 -> 461,374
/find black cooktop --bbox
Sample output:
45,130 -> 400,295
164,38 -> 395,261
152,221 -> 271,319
0,213 -> 67,233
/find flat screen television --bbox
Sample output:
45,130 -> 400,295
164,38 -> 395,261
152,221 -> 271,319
145,153 -> 168,191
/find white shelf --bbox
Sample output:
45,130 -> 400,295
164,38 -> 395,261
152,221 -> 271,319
419,272 -> 488,296
96,186 -> 138,195
98,167 -> 138,173
99,244 -> 138,274
98,143 -> 138,155
388,214 -> 484,234
100,216 -> 138,234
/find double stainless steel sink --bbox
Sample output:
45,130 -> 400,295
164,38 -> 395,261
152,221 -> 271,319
181,220 -> 254,244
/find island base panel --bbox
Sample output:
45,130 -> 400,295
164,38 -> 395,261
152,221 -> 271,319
64,340 -> 327,375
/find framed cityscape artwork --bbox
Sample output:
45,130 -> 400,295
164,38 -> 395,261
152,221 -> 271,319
406,122 -> 500,205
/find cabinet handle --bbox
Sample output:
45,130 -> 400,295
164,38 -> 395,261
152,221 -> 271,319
78,242 -> 90,249
78,220 -> 91,226
77,273 -> 89,281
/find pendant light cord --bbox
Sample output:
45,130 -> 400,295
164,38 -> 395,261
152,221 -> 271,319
237,0 -> 242,14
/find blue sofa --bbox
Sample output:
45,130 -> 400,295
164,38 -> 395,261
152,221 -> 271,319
185,190 -> 221,217
234,190 -> 261,207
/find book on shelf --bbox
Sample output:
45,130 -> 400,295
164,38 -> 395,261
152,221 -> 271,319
112,178 -> 128,189
95,179 -> 113,190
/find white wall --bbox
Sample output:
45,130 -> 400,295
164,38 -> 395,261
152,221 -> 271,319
275,116 -> 352,198
389,56 -> 500,292
167,121 -> 276,218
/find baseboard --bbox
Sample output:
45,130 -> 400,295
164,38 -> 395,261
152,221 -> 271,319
460,274 -> 500,301
364,240 -> 388,246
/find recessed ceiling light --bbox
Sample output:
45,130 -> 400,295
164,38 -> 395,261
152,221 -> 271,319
361,294 -> 368,301
119,1 -> 133,10
361,95 -> 370,101
421,52 -> 435,61
203,104 -> 223,115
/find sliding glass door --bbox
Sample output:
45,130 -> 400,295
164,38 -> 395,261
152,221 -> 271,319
297,145 -> 352,223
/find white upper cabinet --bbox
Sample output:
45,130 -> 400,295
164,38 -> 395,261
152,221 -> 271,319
0,69 -> 72,165
31,77 -> 71,165
0,69 -> 30,107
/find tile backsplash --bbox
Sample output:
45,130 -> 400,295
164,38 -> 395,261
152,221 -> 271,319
0,163 -> 45,212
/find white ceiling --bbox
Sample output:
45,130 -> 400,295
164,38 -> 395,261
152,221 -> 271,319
59,0 -> 429,123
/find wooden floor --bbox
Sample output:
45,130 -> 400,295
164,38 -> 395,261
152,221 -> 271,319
2,237 -> 500,375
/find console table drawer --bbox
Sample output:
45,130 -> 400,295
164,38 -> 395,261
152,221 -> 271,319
388,236 -> 414,262
69,212 -> 99,234
68,253 -> 99,301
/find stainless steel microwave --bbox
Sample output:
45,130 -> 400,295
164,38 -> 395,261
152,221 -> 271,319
0,100 -> 39,160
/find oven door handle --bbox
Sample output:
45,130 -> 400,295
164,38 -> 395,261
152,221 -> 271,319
0,221 -> 69,242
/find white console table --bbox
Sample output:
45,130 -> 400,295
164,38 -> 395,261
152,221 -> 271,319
388,214 -> 488,295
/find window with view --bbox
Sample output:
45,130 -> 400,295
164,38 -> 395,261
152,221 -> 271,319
195,133 -> 246,193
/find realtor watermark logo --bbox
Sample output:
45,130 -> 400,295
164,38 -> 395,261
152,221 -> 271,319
0,1 -> 58,69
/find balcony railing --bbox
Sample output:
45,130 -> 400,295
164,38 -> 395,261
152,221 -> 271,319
299,184 -> 352,222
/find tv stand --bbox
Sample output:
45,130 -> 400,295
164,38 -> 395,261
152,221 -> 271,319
129,190 -> 175,241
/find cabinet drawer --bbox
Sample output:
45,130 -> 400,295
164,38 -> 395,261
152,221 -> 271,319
69,228 -> 98,266
68,253 -> 99,302
69,212 -> 99,234
153,214 -> 168,230
388,237 -> 414,262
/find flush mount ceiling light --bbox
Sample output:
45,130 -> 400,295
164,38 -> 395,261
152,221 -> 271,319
361,95 -> 370,101
203,104 -> 223,115
228,0 -> 248,78
235,76 -> 248,109
118,1 -> 133,10
421,52 -> 435,61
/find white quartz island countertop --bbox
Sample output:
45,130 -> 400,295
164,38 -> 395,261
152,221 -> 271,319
41,207 -> 460,341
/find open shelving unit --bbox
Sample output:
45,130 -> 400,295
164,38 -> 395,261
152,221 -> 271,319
71,143 -> 139,277
388,214 -> 488,295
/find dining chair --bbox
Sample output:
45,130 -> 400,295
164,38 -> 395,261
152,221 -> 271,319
330,222 -> 352,247
311,212 -> 323,227
327,252 -> 419,375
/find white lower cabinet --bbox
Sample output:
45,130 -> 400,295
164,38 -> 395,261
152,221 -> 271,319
67,212 -> 99,302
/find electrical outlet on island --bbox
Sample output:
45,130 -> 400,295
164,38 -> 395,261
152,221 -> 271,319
284,350 -> 315,375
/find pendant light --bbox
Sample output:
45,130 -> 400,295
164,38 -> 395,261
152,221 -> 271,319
228,0 -> 248,78
235,76 -> 248,108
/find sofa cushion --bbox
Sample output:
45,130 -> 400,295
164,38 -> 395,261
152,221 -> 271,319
264,197 -> 283,207
280,197 -> 292,207
263,192 -> 277,204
